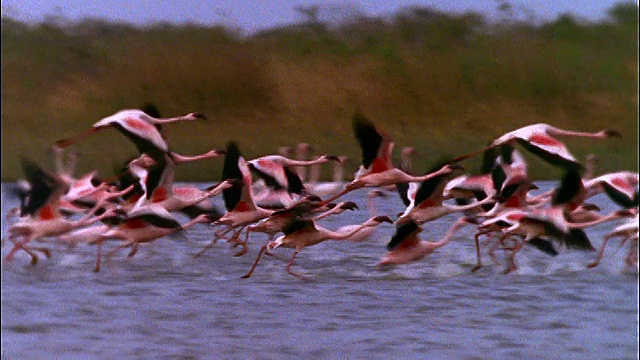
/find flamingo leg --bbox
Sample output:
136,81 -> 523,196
504,238 -> 523,274
587,233 -> 616,269
285,249 -> 309,280
193,227 -> 233,258
94,241 -> 103,272
127,243 -> 139,258
624,238 -> 638,268
241,245 -> 268,279
232,228 -> 253,257
472,230 -> 493,272
29,246 -> 52,259
4,235 -> 34,263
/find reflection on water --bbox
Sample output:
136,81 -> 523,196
1,183 -> 638,359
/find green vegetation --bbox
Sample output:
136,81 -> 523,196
1,3 -> 637,181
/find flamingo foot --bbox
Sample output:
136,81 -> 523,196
586,261 -> 599,269
472,264 -> 482,273
193,241 -> 217,258
30,255 -> 39,266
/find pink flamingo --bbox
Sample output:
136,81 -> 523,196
496,206 -> 633,273
327,191 -> 387,242
583,171 -> 639,208
587,210 -> 639,269
454,123 -> 621,171
320,112 -> 456,205
378,216 -> 471,266
398,161 -> 493,226
194,142 -> 276,257
88,204 -> 213,272
241,215 -> 393,280
3,158 -> 116,264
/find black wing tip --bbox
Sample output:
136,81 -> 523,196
386,219 -> 420,251
140,102 -> 161,118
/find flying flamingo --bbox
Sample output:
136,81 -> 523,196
378,216 -> 470,266
310,201 -> 360,221
54,108 -> 206,161
248,153 -> 340,195
319,112 -> 457,205
241,215 -> 393,280
88,204 -> 214,272
193,141 -> 276,257
236,196 -> 330,257
454,123 -> 622,171
583,171 -> 639,209
397,160 -> 493,226
496,206 -> 633,273
587,210 -> 639,269
328,190 -> 388,242
3,158 -> 117,264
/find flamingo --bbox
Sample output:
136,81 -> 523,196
193,141 -> 276,257
397,160 -> 493,226
3,158 -> 117,264
328,190 -> 388,242
54,108 -> 206,161
454,123 -> 622,171
587,210 -> 639,269
378,216 -> 470,266
241,215 -> 393,279
311,201 -> 359,221
320,113 -> 457,205
495,206 -> 633,273
583,171 -> 639,209
248,153 -> 340,195
236,195 -> 329,257
88,204 -> 214,272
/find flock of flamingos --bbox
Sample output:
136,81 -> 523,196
2,104 -> 638,279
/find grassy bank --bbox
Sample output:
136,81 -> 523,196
1,3 -> 637,181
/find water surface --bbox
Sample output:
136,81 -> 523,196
2,182 -> 638,359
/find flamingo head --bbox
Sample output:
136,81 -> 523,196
367,190 -> 388,199
339,201 -> 359,211
345,180 -> 364,192
130,154 -> 157,169
186,112 -> 207,121
369,215 -> 393,225
600,129 -> 622,138
320,155 -> 341,162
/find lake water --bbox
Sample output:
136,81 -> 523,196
1,182 -> 638,359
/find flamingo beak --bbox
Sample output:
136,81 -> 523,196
604,129 -> 622,138
192,112 -> 207,121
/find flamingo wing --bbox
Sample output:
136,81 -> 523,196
248,157 -> 290,190
526,237 -> 559,256
221,141 -> 246,212
587,173 -> 639,208
282,218 -> 316,235
109,120 -> 168,158
352,112 -> 382,169
19,157 -> 67,217
128,205 -> 181,229
515,137 -> 582,171
386,220 -> 421,251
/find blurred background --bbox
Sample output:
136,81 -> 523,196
1,0 -> 637,181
